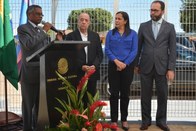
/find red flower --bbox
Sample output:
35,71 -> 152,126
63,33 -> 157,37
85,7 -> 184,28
94,122 -> 102,131
70,109 -> 88,120
102,123 -> 111,128
85,121 -> 91,126
70,109 -> 79,115
77,69 -> 96,92
56,68 -> 113,130
102,123 -> 118,130
86,69 -> 96,78
89,101 -> 107,118
110,124 -> 118,130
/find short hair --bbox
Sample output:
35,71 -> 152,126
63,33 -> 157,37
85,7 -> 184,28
26,5 -> 42,17
152,0 -> 165,11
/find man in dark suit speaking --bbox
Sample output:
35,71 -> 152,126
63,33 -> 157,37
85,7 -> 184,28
17,5 -> 61,131
66,12 -> 103,108
135,1 -> 176,131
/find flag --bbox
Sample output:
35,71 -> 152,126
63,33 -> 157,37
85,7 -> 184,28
0,0 -> 18,89
16,0 -> 30,75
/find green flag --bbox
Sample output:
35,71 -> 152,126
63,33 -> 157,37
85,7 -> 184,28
0,0 -> 18,89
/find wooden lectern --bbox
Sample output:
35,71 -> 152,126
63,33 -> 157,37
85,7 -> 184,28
26,41 -> 90,130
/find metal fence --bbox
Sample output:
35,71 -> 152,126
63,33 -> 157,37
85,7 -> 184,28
0,0 -> 196,122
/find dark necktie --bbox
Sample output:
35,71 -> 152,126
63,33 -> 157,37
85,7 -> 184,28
35,27 -> 40,32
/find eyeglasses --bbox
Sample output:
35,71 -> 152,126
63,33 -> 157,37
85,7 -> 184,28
150,9 -> 161,13
34,12 -> 44,17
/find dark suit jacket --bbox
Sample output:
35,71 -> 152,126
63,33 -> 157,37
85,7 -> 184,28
136,20 -> 176,75
66,29 -> 103,80
17,22 -> 50,84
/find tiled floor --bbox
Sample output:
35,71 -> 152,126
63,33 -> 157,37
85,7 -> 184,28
1,122 -> 196,131
120,123 -> 196,131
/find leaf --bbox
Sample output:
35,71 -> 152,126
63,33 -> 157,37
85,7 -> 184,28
87,91 -> 100,107
91,107 -> 102,121
56,71 -> 72,87
78,80 -> 88,104
66,89 -> 77,108
54,68 -> 110,130
87,92 -> 94,105
56,98 -> 67,111
55,107 -> 65,116
93,91 -> 100,101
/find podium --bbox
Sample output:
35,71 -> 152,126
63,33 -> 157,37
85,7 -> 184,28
26,41 -> 90,130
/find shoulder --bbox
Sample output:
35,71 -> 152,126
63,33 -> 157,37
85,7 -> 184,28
163,20 -> 173,25
89,30 -> 98,35
140,20 -> 151,27
66,31 -> 73,36
162,20 -> 174,26
162,20 -> 175,29
106,30 -> 113,36
17,23 -> 31,32
71,29 -> 79,34
138,21 -> 150,33
88,30 -> 100,41
88,30 -> 100,39
18,23 -> 27,29
130,29 -> 137,35
66,29 -> 78,36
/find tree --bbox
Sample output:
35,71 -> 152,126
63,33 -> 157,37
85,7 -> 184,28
67,8 -> 113,32
180,0 -> 196,32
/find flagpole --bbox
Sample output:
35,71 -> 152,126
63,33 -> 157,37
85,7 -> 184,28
4,77 -> 8,125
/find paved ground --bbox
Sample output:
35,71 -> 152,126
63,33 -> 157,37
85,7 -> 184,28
1,124 -> 196,131
115,122 -> 196,131
0,120 -> 196,131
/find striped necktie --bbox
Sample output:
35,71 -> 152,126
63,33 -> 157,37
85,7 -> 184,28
35,27 -> 40,32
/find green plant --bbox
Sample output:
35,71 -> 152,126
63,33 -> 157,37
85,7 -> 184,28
45,69 -> 117,131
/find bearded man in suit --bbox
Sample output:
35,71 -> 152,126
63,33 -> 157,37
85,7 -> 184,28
135,1 -> 176,131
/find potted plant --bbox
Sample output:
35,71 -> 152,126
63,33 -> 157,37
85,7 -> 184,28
45,69 -> 117,131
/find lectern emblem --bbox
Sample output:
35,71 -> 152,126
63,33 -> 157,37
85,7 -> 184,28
57,58 -> 68,75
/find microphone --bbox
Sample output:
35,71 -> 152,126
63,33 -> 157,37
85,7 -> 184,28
41,20 -> 60,33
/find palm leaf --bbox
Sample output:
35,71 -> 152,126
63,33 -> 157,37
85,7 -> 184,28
56,71 -> 72,87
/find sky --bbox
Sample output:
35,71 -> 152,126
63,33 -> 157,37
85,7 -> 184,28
10,0 -> 183,35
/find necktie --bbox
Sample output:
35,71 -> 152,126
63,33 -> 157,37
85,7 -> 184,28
35,27 -> 40,32
153,22 -> 158,39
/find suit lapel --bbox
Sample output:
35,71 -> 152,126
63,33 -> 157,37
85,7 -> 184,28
27,22 -> 38,34
147,20 -> 155,40
75,29 -> 83,40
